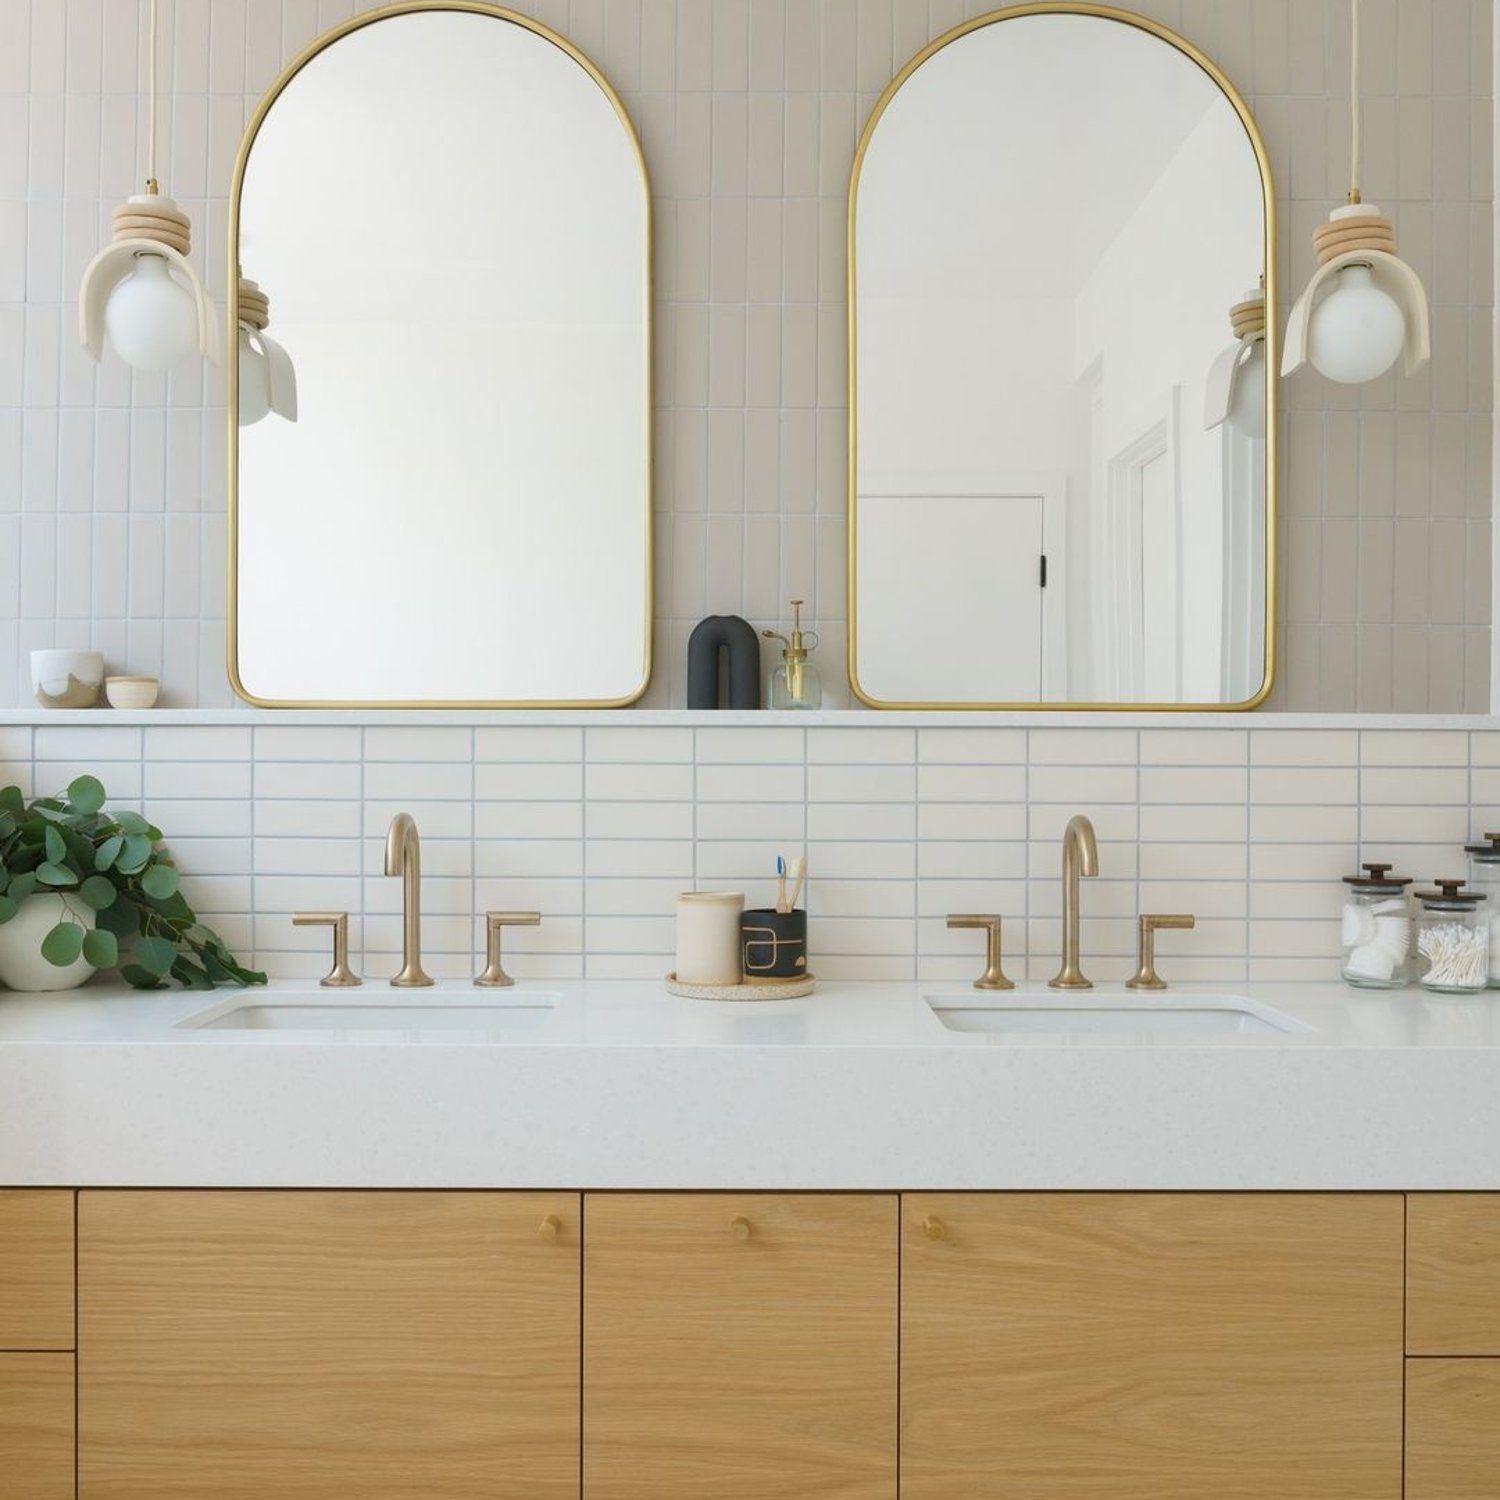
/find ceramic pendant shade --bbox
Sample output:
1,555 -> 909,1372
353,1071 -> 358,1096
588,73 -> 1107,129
1281,0 -> 1430,386
236,277 -> 298,425
77,0 -> 216,373
1205,288 -> 1267,437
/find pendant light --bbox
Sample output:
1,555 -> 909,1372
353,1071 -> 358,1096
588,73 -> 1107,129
1282,0 -> 1429,385
236,278 -> 298,426
78,0 -> 216,372
1204,285 -> 1266,438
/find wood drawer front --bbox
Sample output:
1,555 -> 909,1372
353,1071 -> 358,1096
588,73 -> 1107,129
1408,1195 -> 1500,1354
0,1353 -> 75,1500
79,1189 -> 581,1500
0,1191 -> 74,1349
901,1192 -> 1404,1500
583,1192 -> 899,1500
1406,1359 -> 1500,1499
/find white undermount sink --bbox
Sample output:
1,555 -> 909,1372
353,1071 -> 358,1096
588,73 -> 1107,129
926,992 -> 1310,1039
178,991 -> 559,1039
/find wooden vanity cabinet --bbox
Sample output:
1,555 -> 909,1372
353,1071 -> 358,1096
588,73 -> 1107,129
77,1190 -> 581,1500
0,1190 -> 76,1500
900,1192 -> 1405,1500
582,1192 -> 898,1500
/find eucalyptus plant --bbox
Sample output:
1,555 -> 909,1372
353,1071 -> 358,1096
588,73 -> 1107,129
0,775 -> 265,991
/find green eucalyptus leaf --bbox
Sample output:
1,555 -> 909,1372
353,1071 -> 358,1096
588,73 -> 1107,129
96,899 -> 139,940
66,774 -> 106,815
131,934 -> 177,976
116,834 -> 152,874
113,811 -> 151,836
94,834 -> 123,871
0,810 -> 17,839
0,786 -> 23,815
170,955 -> 214,991
40,921 -> 85,967
78,874 -> 118,911
81,928 -> 118,968
120,963 -> 165,991
35,861 -> 75,887
32,803 -> 69,823
6,872 -> 36,904
140,863 -> 180,900
0,895 -> 16,925
43,825 -> 64,864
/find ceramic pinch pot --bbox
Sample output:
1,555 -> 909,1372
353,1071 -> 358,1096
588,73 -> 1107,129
31,649 -> 105,709
105,675 -> 161,709
0,892 -> 97,992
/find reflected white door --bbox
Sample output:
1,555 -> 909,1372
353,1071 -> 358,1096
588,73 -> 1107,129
856,493 -> 1045,702
1138,450 -> 1178,700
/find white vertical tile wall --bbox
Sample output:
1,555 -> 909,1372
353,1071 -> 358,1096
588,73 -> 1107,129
0,0 -> 1492,710
0,719 -> 1492,981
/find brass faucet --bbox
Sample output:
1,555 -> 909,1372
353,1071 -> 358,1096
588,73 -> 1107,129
1049,813 -> 1099,990
384,812 -> 433,988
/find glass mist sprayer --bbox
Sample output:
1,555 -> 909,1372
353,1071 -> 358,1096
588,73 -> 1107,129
763,601 -> 822,710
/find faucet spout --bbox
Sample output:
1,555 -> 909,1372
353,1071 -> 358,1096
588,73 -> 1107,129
385,812 -> 434,988
1049,813 -> 1098,990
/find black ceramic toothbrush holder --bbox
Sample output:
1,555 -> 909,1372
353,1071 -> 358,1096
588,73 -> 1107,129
740,908 -> 807,980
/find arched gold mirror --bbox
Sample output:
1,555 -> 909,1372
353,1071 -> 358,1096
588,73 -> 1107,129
849,4 -> 1275,710
228,3 -> 651,707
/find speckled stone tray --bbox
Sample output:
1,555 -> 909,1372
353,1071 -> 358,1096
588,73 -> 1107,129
665,972 -> 816,1001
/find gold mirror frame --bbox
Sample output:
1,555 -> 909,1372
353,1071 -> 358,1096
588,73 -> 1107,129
846,2 -> 1277,712
225,1 -> 653,709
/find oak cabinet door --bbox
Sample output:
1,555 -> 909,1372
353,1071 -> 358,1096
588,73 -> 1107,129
79,1190 -> 580,1500
1407,1359 -> 1500,1499
901,1193 -> 1404,1500
0,1353 -> 74,1500
583,1193 -> 897,1500
1408,1194 -> 1500,1354
0,1190 -> 74,1349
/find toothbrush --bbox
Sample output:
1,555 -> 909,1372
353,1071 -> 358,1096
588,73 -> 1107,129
775,856 -> 788,914
786,856 -> 806,913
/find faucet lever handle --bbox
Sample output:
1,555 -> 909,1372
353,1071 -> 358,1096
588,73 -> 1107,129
1126,913 -> 1196,991
946,913 -> 1014,991
476,911 -> 542,988
292,911 -> 361,989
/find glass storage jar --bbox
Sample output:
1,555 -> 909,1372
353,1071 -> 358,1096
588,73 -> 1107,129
1414,880 -> 1490,994
1464,834 -> 1500,987
1340,862 -> 1412,989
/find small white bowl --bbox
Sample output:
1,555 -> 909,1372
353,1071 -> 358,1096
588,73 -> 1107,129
31,649 -> 104,708
104,675 -> 160,710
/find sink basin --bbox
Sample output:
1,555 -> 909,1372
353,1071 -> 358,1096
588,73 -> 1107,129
926,992 -> 1309,1040
179,991 -> 559,1040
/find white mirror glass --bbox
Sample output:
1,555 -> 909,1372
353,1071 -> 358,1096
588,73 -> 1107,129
232,8 -> 650,705
851,11 -> 1272,708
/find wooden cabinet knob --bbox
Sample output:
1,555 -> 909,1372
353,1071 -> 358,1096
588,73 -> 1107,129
729,1215 -> 753,1242
538,1213 -> 561,1242
922,1216 -> 946,1242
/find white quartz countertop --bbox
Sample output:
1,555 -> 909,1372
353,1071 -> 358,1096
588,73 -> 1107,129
1,978 -> 1497,1190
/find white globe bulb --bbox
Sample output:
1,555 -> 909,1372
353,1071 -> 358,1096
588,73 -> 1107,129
237,326 -> 272,426
1307,263 -> 1406,384
103,253 -> 197,372
1228,339 -> 1266,439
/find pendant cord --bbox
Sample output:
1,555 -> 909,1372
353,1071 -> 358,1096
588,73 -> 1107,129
146,0 -> 159,192
1349,0 -> 1361,202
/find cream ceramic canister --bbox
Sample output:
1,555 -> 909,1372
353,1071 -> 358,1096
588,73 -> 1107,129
0,893 -> 97,992
675,891 -> 745,985
30,649 -> 104,709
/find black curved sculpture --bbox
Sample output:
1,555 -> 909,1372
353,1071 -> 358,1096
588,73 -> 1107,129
687,615 -> 762,710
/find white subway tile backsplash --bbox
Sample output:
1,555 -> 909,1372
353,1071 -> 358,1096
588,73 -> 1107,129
6,713 -> 1496,982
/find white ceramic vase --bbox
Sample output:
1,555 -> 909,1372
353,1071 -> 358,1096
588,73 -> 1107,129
0,893 -> 96,992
